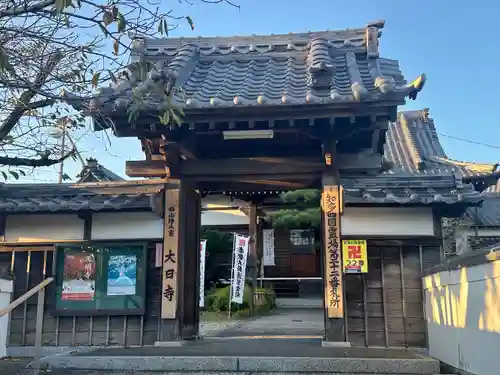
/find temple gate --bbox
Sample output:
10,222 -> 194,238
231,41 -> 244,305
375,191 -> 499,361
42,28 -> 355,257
74,21 -> 428,343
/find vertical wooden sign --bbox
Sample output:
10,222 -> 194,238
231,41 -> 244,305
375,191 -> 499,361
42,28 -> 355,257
321,185 -> 344,318
162,189 -> 179,319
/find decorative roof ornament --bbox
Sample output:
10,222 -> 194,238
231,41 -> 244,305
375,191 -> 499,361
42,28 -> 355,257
307,38 -> 335,90
406,74 -> 426,100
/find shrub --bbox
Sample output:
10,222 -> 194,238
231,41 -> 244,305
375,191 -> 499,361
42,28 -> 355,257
204,284 -> 275,313
255,287 -> 276,309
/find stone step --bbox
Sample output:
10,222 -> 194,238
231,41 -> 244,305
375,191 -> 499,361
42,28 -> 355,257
34,354 -> 440,375
23,372 -> 452,375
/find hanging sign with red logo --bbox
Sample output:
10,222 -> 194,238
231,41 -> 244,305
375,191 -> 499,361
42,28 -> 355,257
342,240 -> 368,274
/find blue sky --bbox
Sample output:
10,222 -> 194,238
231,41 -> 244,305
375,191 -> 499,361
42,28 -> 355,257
29,0 -> 500,182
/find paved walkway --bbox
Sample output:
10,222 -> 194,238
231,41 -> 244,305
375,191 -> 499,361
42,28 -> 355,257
203,308 -> 324,338
73,338 -> 419,358
199,318 -> 243,337
0,358 -> 32,375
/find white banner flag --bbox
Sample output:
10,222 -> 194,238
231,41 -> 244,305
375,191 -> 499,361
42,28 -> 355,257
199,240 -> 207,307
231,235 -> 249,304
263,229 -> 275,266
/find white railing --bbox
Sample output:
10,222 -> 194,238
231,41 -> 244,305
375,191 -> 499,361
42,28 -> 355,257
0,277 -> 54,373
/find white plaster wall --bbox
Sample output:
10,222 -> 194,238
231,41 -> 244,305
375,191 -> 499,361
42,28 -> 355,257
423,260 -> 500,375
201,195 -> 249,226
92,212 -> 163,240
5,214 -> 84,243
341,207 -> 434,237
3,206 -> 248,244
201,209 -> 248,226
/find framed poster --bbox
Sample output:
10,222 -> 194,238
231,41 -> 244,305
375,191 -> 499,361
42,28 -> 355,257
53,243 -> 147,316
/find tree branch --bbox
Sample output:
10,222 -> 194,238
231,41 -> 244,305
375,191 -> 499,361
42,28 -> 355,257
0,52 -> 62,141
25,98 -> 56,110
0,149 -> 75,167
0,0 -> 56,18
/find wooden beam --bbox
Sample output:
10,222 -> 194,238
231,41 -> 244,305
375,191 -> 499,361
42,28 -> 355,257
182,157 -> 324,177
235,179 -> 310,188
127,151 -> 383,179
199,179 -> 319,194
126,157 -> 324,178
0,245 -> 54,252
162,139 -> 197,160
126,160 -> 166,177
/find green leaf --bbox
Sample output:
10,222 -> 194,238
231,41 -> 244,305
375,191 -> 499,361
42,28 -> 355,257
19,170 -> 26,176
185,16 -> 195,31
157,20 -> 164,34
159,111 -> 170,125
171,110 -> 182,126
1,171 -> 7,180
163,19 -> 169,36
98,23 -> 109,37
9,171 -> 19,180
91,72 -> 100,88
116,13 -> 126,33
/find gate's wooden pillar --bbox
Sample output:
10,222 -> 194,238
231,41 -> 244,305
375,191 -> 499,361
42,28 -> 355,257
159,182 -> 201,342
321,171 -> 346,343
178,183 -> 201,339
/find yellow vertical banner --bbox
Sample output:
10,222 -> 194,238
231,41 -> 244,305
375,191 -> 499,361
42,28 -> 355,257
321,185 -> 343,318
161,189 -> 179,319
342,240 -> 368,274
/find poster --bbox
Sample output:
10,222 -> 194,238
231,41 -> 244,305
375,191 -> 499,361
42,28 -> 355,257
231,235 -> 249,304
262,229 -> 275,266
62,252 -> 96,301
342,240 -> 368,274
199,240 -> 207,307
107,255 -> 137,296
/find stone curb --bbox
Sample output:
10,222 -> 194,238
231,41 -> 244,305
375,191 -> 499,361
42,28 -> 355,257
36,354 -> 440,374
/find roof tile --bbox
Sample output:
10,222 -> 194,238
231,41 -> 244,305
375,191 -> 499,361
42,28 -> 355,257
384,109 -> 499,187
75,23 -> 425,113
77,158 -> 124,183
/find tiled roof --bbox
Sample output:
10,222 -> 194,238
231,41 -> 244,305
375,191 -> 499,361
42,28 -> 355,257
387,109 -> 499,228
0,107 -> 494,213
76,158 -> 124,183
342,174 -> 482,205
463,193 -> 500,227
215,174 -> 483,206
0,180 -> 165,213
69,21 -> 425,113
384,109 -> 499,191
